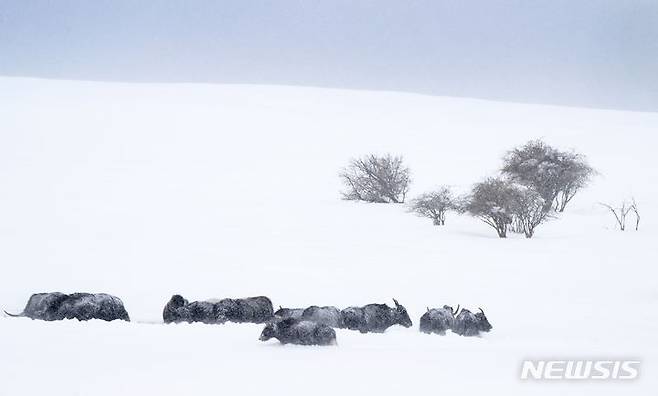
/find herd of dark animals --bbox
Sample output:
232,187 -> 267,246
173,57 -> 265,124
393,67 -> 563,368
4,292 -> 492,346
419,304 -> 492,336
163,294 -> 273,324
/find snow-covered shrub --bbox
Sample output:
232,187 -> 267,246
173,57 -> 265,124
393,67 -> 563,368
408,187 -> 456,225
464,178 -> 518,238
339,154 -> 410,203
502,139 -> 595,212
509,186 -> 553,238
465,178 -> 551,238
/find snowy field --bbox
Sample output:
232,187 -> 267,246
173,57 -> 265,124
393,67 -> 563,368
0,77 -> 657,395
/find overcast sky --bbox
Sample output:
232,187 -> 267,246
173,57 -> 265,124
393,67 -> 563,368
1,0 -> 656,111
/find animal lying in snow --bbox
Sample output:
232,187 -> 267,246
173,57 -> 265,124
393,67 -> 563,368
451,307 -> 492,336
4,292 -> 130,322
341,299 -> 412,333
274,305 -> 344,328
163,294 -> 273,324
419,305 -> 459,335
259,318 -> 337,345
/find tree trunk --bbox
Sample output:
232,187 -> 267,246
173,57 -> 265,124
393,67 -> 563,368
558,198 -> 568,212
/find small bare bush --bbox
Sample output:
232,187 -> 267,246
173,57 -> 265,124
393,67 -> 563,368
339,154 -> 410,203
601,199 -> 640,231
465,178 -> 551,238
509,186 -> 553,238
463,178 -> 517,238
409,187 -> 456,226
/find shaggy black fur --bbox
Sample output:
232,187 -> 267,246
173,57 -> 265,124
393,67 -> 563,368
259,318 -> 336,346
5,292 -> 130,322
163,294 -> 274,324
452,308 -> 492,336
341,299 -> 412,333
419,305 -> 458,335
301,305 -> 344,328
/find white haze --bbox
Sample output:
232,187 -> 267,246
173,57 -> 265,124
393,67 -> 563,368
0,0 -> 657,111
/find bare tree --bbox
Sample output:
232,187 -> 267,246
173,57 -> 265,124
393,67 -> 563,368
465,178 -> 552,238
409,187 -> 456,225
554,152 -> 597,212
502,139 -> 595,213
600,201 -> 633,231
509,187 -> 553,238
463,178 -> 517,238
339,154 -> 411,203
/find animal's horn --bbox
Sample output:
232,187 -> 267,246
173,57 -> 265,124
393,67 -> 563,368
478,307 -> 485,315
393,298 -> 399,306
3,310 -> 21,317
427,307 -> 430,312
453,304 -> 460,316
279,305 -> 283,310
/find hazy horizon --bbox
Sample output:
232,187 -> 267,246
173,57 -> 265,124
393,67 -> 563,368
1,0 -> 657,111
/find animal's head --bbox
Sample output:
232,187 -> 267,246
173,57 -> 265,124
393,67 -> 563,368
475,308 -> 492,332
443,304 -> 460,317
259,323 -> 277,341
169,295 -> 187,308
274,306 -> 291,316
392,298 -> 412,328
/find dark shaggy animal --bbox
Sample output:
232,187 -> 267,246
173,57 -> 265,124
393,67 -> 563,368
163,294 -> 273,324
341,299 -> 412,333
452,307 -> 492,336
301,305 -> 344,328
273,306 -> 305,321
259,318 -> 337,346
4,292 -> 130,322
419,305 -> 459,335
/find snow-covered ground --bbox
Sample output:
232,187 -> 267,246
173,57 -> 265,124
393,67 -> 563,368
0,77 -> 656,395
